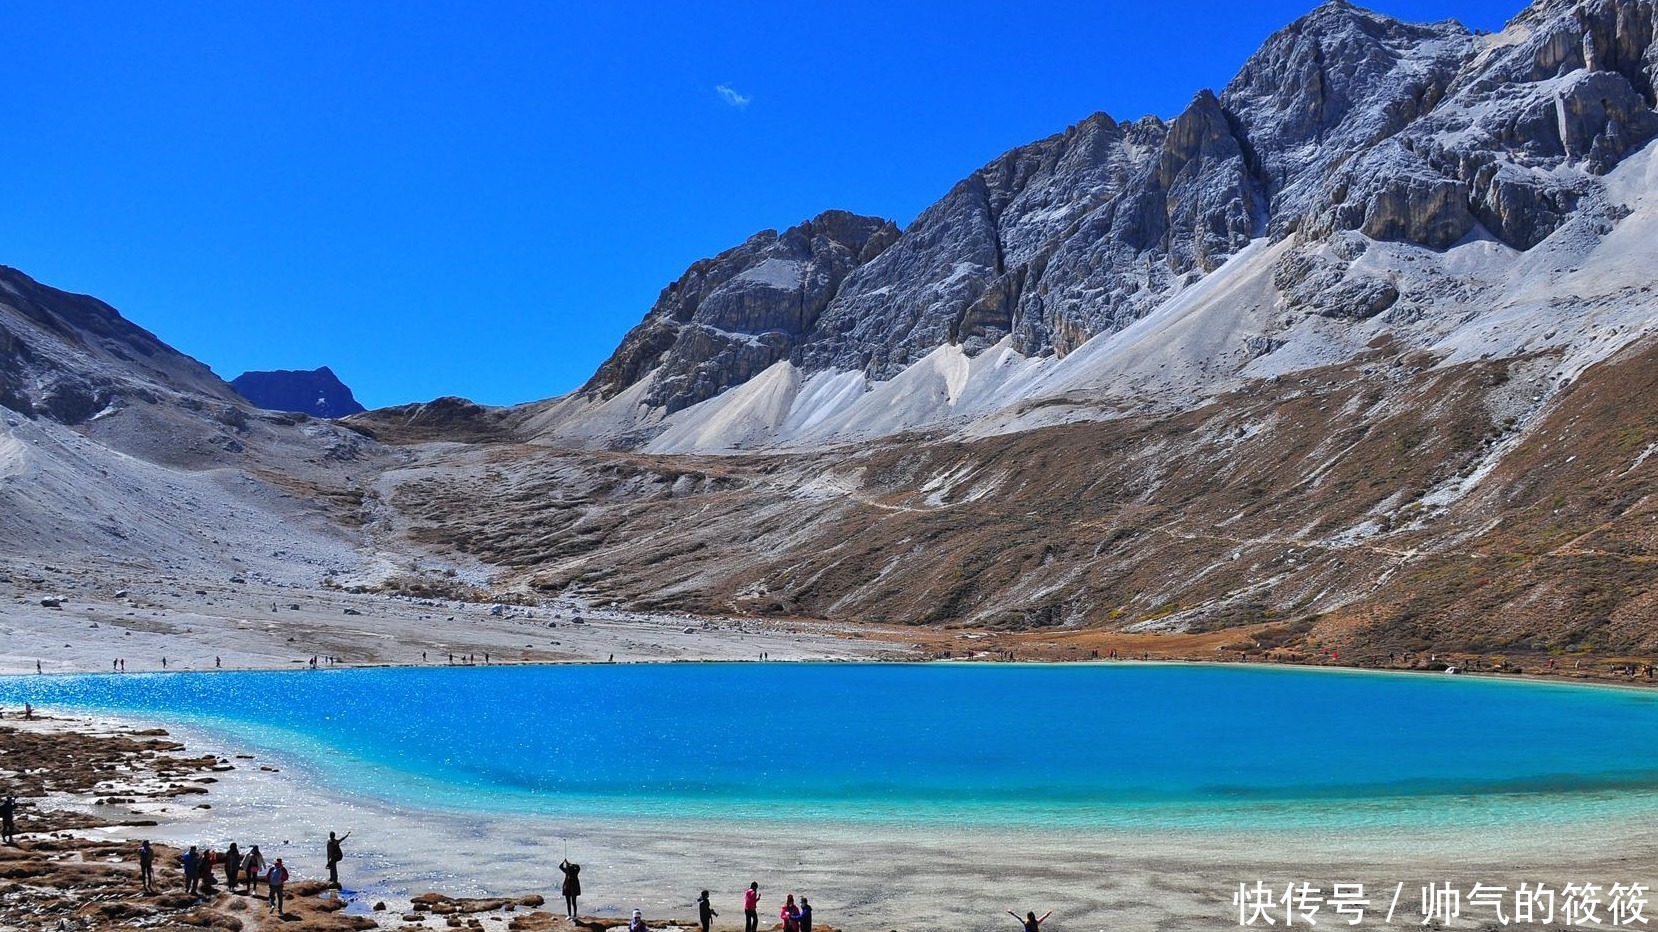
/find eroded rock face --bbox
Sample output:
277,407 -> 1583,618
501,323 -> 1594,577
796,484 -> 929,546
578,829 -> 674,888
574,0 -> 1658,424
582,210 -> 899,412
0,265 -> 238,424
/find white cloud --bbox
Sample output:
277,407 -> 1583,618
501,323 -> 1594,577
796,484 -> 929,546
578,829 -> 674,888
715,84 -> 751,109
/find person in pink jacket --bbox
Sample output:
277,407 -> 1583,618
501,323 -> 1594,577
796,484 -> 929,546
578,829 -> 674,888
742,882 -> 761,932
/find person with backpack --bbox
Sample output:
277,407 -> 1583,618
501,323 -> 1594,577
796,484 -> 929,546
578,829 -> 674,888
182,846 -> 200,895
267,858 -> 289,914
697,890 -> 718,932
326,830 -> 351,887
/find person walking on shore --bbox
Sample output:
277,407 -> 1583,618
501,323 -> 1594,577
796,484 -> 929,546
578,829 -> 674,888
559,858 -> 582,919
743,882 -> 761,932
0,795 -> 16,845
325,830 -> 351,888
138,840 -> 155,893
1009,909 -> 1052,932
697,890 -> 717,932
267,858 -> 289,914
243,845 -> 265,896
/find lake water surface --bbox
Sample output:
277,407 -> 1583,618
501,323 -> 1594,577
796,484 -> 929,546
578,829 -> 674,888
6,662 -> 1658,832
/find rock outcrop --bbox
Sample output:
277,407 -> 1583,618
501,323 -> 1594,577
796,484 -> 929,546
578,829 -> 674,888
582,210 -> 898,413
231,366 -> 366,418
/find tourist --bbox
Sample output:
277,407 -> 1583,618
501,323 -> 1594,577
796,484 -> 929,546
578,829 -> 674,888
199,848 -> 217,895
743,882 -> 761,932
560,857 -> 582,919
781,893 -> 801,932
267,857 -> 289,914
225,841 -> 242,891
138,839 -> 154,892
244,845 -> 266,895
630,908 -> 648,932
1009,909 -> 1052,932
326,829 -> 351,887
697,890 -> 718,932
0,795 -> 16,844
182,845 -> 200,895
22,703 -> 31,719
799,896 -> 812,932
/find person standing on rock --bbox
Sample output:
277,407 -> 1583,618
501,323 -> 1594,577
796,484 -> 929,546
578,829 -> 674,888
182,845 -> 200,895
798,896 -> 812,932
243,845 -> 265,896
224,841 -> 242,892
325,830 -> 351,887
0,795 -> 15,845
138,839 -> 155,892
559,857 -> 582,919
267,857 -> 289,914
698,890 -> 717,932
742,882 -> 761,932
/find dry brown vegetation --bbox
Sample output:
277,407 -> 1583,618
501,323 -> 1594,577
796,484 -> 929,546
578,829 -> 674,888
376,339 -> 1658,671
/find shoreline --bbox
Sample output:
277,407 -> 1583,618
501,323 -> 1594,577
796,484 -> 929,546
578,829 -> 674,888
11,707 -> 1658,932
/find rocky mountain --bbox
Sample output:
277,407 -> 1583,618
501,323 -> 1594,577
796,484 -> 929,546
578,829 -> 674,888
364,0 -> 1658,660
232,366 -> 366,418
520,0 -> 1658,456
0,265 -> 386,581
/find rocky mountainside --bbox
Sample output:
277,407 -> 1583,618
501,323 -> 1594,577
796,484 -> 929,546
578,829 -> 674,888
0,266 -> 387,582
356,0 -> 1658,660
520,0 -> 1658,455
232,366 -> 366,418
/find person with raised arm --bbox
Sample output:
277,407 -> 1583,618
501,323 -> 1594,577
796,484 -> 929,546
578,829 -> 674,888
1009,909 -> 1052,932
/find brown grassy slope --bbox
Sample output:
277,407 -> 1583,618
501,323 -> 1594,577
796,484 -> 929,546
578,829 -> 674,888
377,339 -> 1658,657
1324,338 -> 1658,655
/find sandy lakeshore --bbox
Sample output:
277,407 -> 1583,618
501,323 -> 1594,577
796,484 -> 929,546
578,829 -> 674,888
6,704 -> 1658,932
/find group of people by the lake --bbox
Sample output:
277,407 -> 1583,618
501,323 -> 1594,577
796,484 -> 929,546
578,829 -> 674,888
144,827 -> 347,915
558,869 -> 830,932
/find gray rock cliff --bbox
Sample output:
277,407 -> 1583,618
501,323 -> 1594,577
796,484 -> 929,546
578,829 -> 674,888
571,0 -> 1658,428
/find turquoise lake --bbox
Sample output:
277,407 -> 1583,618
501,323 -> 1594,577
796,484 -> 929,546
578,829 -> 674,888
6,662 -> 1658,832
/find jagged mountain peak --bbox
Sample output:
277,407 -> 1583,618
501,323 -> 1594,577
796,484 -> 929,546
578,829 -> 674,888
527,0 -> 1658,456
579,209 -> 899,413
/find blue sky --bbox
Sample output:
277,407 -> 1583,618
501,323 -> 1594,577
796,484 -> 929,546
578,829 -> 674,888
2,0 -> 1522,409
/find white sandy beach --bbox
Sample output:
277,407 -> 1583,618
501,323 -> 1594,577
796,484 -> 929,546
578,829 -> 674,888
0,555 -> 912,676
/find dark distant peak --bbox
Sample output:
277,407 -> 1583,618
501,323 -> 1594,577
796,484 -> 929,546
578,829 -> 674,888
231,366 -> 366,418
